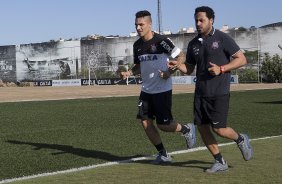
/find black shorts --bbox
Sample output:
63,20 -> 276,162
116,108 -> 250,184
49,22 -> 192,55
137,90 -> 173,125
194,94 -> 230,128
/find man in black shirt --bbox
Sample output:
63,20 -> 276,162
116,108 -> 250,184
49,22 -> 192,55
169,6 -> 253,173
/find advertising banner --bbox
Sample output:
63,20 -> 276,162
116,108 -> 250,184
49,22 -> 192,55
81,77 -> 142,86
52,79 -> 81,87
34,80 -> 52,86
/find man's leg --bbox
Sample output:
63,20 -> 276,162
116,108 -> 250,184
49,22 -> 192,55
141,119 -> 172,164
153,89 -> 196,149
213,127 -> 253,161
157,122 -> 196,149
198,124 -> 228,173
198,124 -> 219,155
141,119 -> 162,146
157,121 -> 182,132
212,127 -> 239,140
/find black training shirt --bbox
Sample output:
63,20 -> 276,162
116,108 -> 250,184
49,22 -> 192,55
133,32 -> 180,94
186,28 -> 241,97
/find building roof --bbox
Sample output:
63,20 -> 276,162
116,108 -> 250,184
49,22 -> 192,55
260,22 -> 282,28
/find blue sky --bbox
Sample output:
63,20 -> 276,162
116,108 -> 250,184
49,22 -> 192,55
0,0 -> 281,45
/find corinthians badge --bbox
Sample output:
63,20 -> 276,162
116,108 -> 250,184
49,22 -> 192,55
211,41 -> 219,49
150,44 -> 157,53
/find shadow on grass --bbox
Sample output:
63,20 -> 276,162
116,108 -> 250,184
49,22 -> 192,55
171,160 -> 233,170
135,158 -> 233,171
6,140 -> 143,162
255,101 -> 282,104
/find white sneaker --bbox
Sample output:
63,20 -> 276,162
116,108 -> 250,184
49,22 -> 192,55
151,153 -> 172,164
205,160 -> 228,173
182,123 -> 196,149
237,134 -> 253,161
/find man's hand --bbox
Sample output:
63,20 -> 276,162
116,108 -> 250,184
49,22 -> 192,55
208,62 -> 221,76
158,70 -> 170,80
120,71 -> 131,80
167,60 -> 178,70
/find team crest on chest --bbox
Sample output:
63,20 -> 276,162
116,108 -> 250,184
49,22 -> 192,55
150,44 -> 157,53
211,41 -> 219,49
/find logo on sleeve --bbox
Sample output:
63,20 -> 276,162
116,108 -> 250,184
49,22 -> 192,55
160,40 -> 172,52
193,46 -> 199,55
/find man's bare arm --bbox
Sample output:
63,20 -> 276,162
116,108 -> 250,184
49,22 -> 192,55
120,64 -> 140,79
168,51 -> 186,74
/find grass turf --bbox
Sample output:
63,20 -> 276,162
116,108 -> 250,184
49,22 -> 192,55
10,136 -> 282,184
0,88 -> 281,182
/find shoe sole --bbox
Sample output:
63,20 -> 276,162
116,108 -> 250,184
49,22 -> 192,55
205,168 -> 229,173
151,160 -> 172,165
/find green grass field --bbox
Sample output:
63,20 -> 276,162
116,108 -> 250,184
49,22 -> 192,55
10,137 -> 282,184
0,88 -> 282,183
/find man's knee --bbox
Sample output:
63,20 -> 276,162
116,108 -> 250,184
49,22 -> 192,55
212,127 -> 226,136
141,119 -> 153,129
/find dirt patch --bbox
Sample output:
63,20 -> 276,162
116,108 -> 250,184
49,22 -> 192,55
0,83 -> 281,103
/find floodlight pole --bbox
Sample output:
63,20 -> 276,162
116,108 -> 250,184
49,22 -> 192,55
88,65 -> 91,86
257,28 -> 261,83
157,0 -> 162,34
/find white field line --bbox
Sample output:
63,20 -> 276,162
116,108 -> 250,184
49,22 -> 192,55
0,95 -> 138,103
1,134 -> 282,184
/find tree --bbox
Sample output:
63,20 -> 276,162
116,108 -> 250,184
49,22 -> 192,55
244,50 -> 258,64
237,27 -> 247,31
261,53 -> 282,82
232,68 -> 258,83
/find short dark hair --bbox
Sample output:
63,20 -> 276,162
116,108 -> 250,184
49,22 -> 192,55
135,10 -> 151,18
195,6 -> 215,20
